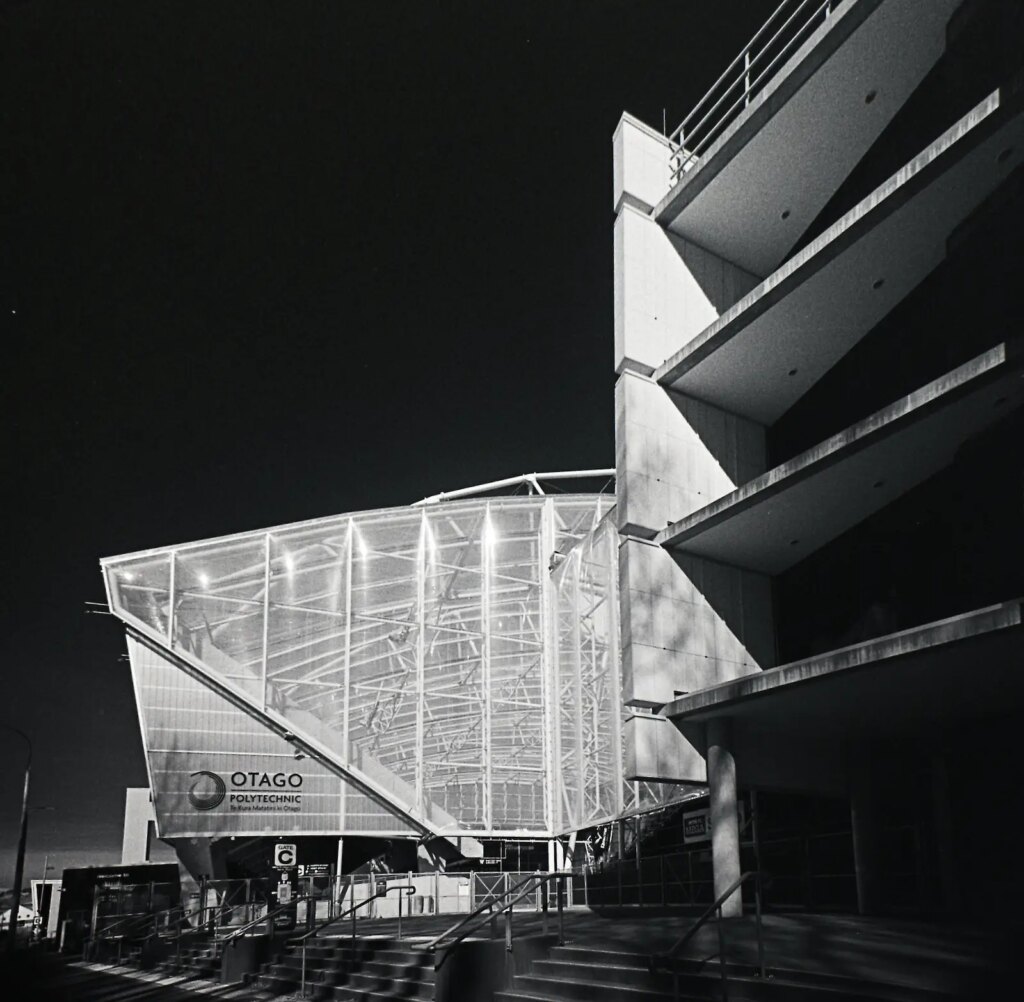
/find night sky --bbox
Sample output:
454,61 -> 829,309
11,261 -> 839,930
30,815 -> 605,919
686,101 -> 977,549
2,1 -> 775,886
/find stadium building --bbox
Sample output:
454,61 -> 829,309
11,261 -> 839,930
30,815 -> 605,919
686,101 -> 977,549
100,0 -> 1024,935
101,477 -> 698,886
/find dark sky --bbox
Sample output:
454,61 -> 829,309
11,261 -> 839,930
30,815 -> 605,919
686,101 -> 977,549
1,0 -> 774,885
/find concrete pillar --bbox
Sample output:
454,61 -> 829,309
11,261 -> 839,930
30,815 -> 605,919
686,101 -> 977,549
707,717 -> 742,918
850,771 -> 880,915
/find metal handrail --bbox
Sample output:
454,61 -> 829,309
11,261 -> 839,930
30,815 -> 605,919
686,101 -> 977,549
219,894 -> 314,945
426,871 -> 566,956
289,883 -> 415,945
83,901 -> 187,959
668,0 -> 842,181
289,884 -> 416,999
651,870 -> 766,1002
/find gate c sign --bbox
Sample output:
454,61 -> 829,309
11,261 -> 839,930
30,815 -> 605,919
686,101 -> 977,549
274,843 -> 297,868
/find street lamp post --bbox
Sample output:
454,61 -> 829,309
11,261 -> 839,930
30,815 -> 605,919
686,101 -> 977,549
2,724 -> 31,952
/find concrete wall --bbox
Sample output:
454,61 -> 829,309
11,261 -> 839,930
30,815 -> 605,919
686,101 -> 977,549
612,114 -> 768,790
620,537 -> 773,710
121,787 -> 156,864
614,205 -> 759,375
616,370 -> 766,538
625,713 -> 706,784
612,112 -> 674,216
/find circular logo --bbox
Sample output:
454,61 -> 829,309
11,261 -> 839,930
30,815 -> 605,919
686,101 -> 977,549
188,771 -> 226,811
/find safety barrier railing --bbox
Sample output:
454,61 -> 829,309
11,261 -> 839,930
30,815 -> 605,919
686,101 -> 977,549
288,884 -> 417,998
426,871 -> 568,964
218,893 -> 315,946
668,0 -> 845,182
650,871 -> 766,1002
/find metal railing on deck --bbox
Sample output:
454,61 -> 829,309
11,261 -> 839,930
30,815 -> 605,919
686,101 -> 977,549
651,871 -> 766,1002
288,884 -> 416,998
668,0 -> 845,182
427,871 -> 568,963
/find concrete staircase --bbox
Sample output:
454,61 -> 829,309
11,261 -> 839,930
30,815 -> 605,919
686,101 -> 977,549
252,937 -> 435,1000
495,943 -> 964,1002
161,941 -> 222,980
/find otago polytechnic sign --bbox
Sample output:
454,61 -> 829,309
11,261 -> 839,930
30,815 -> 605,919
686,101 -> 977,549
188,769 -> 305,814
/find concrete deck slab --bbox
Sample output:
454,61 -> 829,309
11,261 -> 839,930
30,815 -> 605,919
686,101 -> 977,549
654,0 -> 961,277
655,85 -> 1024,423
657,344 -> 1023,574
663,600 -> 1024,741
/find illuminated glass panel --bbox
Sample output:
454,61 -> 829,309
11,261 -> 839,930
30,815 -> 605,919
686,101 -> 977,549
102,492 -> 684,839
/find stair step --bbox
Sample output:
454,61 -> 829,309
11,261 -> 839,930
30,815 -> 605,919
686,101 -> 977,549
275,956 -> 436,982
548,946 -> 652,969
323,987 -> 434,1002
533,960 -> 677,992
511,974 -> 678,1002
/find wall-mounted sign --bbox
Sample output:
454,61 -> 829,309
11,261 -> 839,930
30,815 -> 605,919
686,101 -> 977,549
682,803 -> 746,844
682,808 -> 710,844
274,843 -> 297,868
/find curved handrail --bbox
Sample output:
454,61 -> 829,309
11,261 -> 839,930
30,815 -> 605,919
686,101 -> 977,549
288,884 -> 416,945
426,871 -> 566,955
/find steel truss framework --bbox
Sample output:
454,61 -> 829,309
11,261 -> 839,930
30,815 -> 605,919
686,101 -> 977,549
102,493 -> 687,838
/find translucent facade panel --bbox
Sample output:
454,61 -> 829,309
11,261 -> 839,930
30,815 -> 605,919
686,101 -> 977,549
127,637 -> 415,837
102,491 -> 685,841
553,513 -> 623,833
345,512 -> 423,814
172,539 -> 267,703
486,500 -> 546,831
107,553 -> 171,636
265,525 -> 352,762
422,504 -> 486,829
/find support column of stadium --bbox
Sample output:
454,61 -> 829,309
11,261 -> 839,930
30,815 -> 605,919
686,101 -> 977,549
416,512 -> 427,817
482,505 -> 493,830
850,766 -> 881,916
260,533 -> 271,709
707,717 -> 742,918
540,498 -> 556,834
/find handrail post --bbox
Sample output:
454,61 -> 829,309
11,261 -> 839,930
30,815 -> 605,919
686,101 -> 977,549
301,941 -> 307,999
754,876 -> 765,979
541,875 -> 549,936
716,904 -> 728,1002
505,904 -> 513,952
398,886 -> 403,941
556,876 -> 564,946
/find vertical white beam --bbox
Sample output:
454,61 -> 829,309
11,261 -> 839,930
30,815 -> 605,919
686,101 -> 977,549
571,566 -> 585,830
607,524 -> 624,815
482,504 -> 493,831
539,498 -> 556,835
260,533 -> 271,711
343,519 -> 354,768
416,511 -> 427,817
166,551 -> 176,646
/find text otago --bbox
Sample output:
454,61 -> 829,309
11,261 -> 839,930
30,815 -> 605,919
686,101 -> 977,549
230,772 -> 304,789
187,770 -> 305,813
